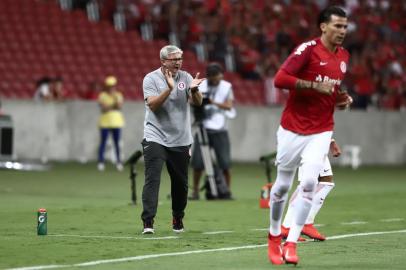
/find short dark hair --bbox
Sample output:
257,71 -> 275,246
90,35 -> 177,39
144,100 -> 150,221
317,6 -> 347,26
206,63 -> 223,77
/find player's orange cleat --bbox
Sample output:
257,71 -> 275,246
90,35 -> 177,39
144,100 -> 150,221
267,233 -> 284,265
283,241 -> 299,265
281,226 -> 307,242
301,224 -> 326,241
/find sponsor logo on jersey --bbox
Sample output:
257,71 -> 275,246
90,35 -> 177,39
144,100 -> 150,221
177,82 -> 186,90
294,40 -> 317,55
320,61 -> 328,66
315,74 -> 342,86
340,61 -> 347,73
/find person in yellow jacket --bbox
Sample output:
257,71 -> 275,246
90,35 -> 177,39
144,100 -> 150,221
97,76 -> 125,171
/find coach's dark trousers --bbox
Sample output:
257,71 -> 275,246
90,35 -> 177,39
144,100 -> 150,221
141,139 -> 190,222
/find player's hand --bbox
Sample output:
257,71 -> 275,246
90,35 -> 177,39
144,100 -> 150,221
163,68 -> 175,90
330,140 -> 341,157
336,91 -> 353,110
190,72 -> 205,91
313,81 -> 335,95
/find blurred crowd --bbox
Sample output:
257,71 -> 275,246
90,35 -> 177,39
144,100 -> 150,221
70,0 -> 406,110
34,77 -> 68,102
33,76 -> 103,102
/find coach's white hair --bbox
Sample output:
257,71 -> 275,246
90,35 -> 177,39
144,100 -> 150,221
160,45 -> 183,60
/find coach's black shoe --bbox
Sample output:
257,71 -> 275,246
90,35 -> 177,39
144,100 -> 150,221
172,217 -> 184,233
142,220 -> 154,234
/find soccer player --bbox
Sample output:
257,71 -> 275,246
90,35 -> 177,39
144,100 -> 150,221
281,139 -> 342,241
267,6 -> 353,265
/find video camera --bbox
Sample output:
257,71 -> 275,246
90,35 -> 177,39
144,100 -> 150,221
192,92 -> 211,123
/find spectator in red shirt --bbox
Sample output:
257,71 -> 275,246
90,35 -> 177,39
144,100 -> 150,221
82,81 -> 102,100
350,54 -> 376,109
51,77 -> 68,101
379,75 -> 403,110
236,40 -> 261,80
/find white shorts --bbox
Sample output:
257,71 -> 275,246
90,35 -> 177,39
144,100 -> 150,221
275,126 -> 332,172
298,157 -> 333,181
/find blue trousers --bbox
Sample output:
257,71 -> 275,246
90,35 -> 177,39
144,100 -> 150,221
98,128 -> 121,163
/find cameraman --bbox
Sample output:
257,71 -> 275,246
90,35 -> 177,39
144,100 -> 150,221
190,63 -> 236,200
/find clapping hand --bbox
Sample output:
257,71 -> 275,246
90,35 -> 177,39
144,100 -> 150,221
190,73 -> 205,91
163,68 -> 175,90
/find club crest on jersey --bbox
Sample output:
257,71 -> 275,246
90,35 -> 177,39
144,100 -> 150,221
177,82 -> 186,90
340,61 -> 347,73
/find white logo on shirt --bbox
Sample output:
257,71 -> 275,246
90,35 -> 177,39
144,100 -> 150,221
294,40 -> 317,55
177,82 -> 186,90
340,61 -> 347,73
320,61 -> 328,66
315,74 -> 342,85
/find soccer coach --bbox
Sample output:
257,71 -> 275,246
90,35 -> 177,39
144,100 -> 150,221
140,45 -> 204,234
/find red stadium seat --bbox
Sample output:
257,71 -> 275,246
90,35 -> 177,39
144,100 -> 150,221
0,0 -> 262,103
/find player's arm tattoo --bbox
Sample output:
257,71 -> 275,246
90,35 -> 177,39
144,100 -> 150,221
296,79 -> 334,95
296,79 -> 313,89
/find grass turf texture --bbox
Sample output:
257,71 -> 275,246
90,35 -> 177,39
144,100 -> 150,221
0,163 -> 405,269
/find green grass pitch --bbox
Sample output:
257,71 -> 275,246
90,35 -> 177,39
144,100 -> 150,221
1,162 -> 406,269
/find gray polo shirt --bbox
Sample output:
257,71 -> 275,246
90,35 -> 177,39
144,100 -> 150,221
143,68 -> 193,147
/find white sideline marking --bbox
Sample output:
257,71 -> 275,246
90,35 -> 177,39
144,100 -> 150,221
48,234 -> 178,240
251,228 -> 268,231
6,245 -> 265,270
380,218 -> 404,222
202,231 -> 234,235
327,229 -> 406,240
7,229 -> 406,270
341,221 -> 368,225
314,224 -> 325,227
6,266 -> 66,270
